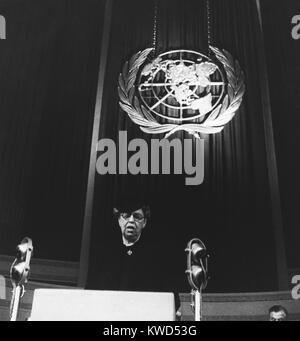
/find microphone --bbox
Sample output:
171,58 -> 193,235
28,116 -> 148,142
11,262 -> 26,282
190,265 -> 206,288
16,243 -> 29,262
185,238 -> 208,291
191,240 -> 207,262
10,237 -> 33,286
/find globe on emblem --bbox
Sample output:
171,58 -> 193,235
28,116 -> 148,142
118,47 -> 245,137
137,50 -> 226,123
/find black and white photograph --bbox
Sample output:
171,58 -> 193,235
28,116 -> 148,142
0,0 -> 300,323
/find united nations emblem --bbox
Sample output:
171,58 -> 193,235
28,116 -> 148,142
118,47 -> 245,138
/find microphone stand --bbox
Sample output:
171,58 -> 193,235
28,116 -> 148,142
194,289 -> 202,321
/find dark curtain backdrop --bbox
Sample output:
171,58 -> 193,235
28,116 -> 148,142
261,0 -> 300,269
88,0 -> 277,293
0,0 -> 104,260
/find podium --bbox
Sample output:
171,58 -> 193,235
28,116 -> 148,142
29,289 -> 175,321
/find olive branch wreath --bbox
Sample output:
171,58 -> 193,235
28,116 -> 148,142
118,47 -> 245,138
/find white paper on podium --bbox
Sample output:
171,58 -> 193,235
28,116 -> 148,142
29,289 -> 175,321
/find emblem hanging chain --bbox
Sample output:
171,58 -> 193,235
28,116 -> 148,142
118,1 -> 246,138
206,0 -> 212,56
152,0 -> 158,57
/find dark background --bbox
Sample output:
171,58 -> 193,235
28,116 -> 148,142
261,0 -> 300,269
0,0 -> 104,260
0,0 -> 299,293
